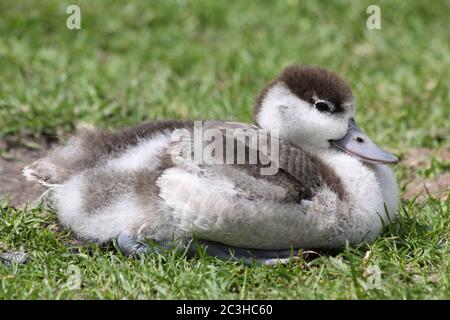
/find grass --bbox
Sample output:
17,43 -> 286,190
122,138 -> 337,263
0,0 -> 449,299
0,198 -> 448,299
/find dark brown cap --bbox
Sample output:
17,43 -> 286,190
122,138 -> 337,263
254,65 -> 354,120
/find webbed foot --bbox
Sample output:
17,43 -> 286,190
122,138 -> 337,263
117,232 -> 160,256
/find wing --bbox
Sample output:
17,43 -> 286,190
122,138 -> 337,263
166,120 -> 325,202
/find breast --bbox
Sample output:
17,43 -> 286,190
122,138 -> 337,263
317,150 -> 395,243
370,164 -> 399,218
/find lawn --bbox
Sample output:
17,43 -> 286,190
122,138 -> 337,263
0,0 -> 449,299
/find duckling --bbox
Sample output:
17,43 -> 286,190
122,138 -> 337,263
23,65 -> 399,264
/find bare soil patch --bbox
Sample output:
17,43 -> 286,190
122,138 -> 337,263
0,138 -> 54,208
400,147 -> 450,202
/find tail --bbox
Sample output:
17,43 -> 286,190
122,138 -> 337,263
22,158 -> 62,187
22,125 -> 99,187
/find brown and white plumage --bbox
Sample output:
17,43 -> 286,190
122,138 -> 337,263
23,65 -> 399,264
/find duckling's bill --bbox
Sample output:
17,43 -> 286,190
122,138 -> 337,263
331,119 -> 398,165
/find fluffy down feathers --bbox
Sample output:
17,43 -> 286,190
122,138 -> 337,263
23,122 -> 398,249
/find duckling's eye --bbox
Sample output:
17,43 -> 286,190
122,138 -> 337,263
314,101 -> 334,113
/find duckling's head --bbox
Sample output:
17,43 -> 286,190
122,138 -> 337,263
254,65 -> 398,164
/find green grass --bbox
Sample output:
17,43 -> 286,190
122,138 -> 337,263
0,0 -> 449,299
0,198 -> 448,299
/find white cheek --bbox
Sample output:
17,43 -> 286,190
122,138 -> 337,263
256,86 -> 284,132
257,83 -> 349,148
